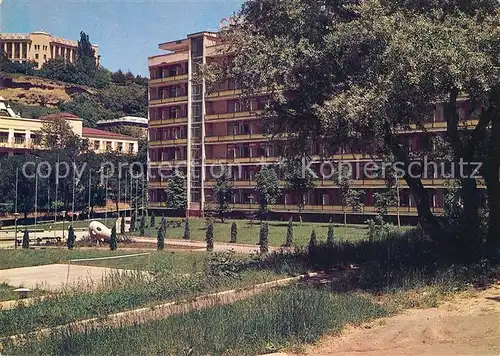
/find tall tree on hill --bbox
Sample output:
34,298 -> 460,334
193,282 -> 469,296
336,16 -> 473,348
208,0 -> 500,253
76,31 -> 96,71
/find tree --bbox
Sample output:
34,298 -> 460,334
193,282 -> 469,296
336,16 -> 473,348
165,173 -> 187,212
67,226 -> 76,250
139,215 -> 146,236
76,31 -> 96,72
255,166 -> 280,220
327,220 -> 335,248
129,212 -> 136,232
230,222 -> 237,243
206,221 -> 214,252
335,165 -> 365,225
150,212 -> 156,228
161,214 -> 167,231
109,225 -> 117,251
283,157 -> 316,225
40,115 -> 85,157
213,0 -> 500,249
212,168 -> 234,223
22,229 -> 29,249
120,214 -> 125,235
308,230 -> 318,260
259,222 -> 269,254
183,219 -> 190,239
285,217 -> 293,247
157,225 -> 165,251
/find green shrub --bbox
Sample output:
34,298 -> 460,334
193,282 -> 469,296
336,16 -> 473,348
120,214 -> 125,235
327,221 -> 335,248
67,226 -> 76,250
230,222 -> 237,243
260,222 -> 269,254
285,217 -> 293,247
157,226 -> 165,251
109,226 -> 117,251
150,212 -> 156,228
129,212 -> 136,232
308,230 -> 318,260
206,221 -> 214,252
139,215 -> 146,236
183,219 -> 191,240
22,229 -> 29,249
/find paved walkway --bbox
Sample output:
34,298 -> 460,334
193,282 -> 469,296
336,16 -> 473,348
0,264 -> 127,291
133,237 -> 281,254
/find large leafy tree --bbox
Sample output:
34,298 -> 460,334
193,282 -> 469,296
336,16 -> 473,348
212,0 -> 500,251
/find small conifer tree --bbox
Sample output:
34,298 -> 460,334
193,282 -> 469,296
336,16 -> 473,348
129,212 -> 136,232
259,222 -> 269,254
285,217 -> 293,247
67,225 -> 76,250
308,229 -> 318,259
157,225 -> 165,251
183,219 -> 190,239
327,220 -> 335,248
150,212 -> 156,228
230,222 -> 237,243
120,214 -> 125,235
109,225 -> 117,251
206,221 -> 214,252
139,215 -> 146,236
22,228 -> 29,249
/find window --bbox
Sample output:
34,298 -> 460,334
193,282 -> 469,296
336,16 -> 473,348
128,143 -> 135,153
94,141 -> 100,151
43,45 -> 48,51
169,66 -> 178,77
227,101 -> 240,113
192,103 -> 202,122
192,84 -> 202,101
34,54 -> 39,59
117,142 -> 123,152
106,141 -> 112,151
43,54 -> 47,60
170,86 -> 178,98
169,107 -> 178,119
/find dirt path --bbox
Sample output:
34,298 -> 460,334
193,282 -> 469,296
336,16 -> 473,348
299,283 -> 500,355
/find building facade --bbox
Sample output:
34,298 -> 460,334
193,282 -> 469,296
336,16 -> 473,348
0,97 -> 137,156
147,31 -> 480,219
0,31 -> 99,69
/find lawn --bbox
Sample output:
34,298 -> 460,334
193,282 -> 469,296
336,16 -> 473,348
139,218 -> 370,247
0,249 -> 155,270
3,286 -> 388,355
0,283 -> 17,302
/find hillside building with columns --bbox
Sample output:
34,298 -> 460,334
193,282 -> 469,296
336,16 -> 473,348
0,31 -> 99,69
0,97 -> 137,156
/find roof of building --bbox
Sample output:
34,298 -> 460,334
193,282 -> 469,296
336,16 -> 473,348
38,112 -> 81,121
82,127 -> 137,140
96,116 -> 148,126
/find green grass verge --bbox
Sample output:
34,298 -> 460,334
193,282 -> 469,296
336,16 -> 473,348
3,286 -> 388,355
141,218 -> 370,247
0,283 -> 17,302
0,252 -> 290,338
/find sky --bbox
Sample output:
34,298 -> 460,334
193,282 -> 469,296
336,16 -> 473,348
0,0 -> 244,75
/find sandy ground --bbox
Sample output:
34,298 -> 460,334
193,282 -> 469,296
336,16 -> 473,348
298,283 -> 500,356
0,264 -> 128,291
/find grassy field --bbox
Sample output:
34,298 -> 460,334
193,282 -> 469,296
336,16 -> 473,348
0,250 -> 293,337
3,286 -> 388,355
139,218 -> 370,247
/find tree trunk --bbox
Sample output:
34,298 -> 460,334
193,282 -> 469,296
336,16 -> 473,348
298,205 -> 303,226
384,123 -> 442,237
445,89 -> 480,241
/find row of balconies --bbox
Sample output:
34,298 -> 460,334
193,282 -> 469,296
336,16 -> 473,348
0,137 -> 42,149
147,177 -> 466,190
147,201 -> 444,216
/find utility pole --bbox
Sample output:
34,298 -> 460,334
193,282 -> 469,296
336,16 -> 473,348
88,168 -> 92,220
34,170 -> 38,240
71,161 -> 76,225
14,166 -> 19,249
54,154 -> 59,238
